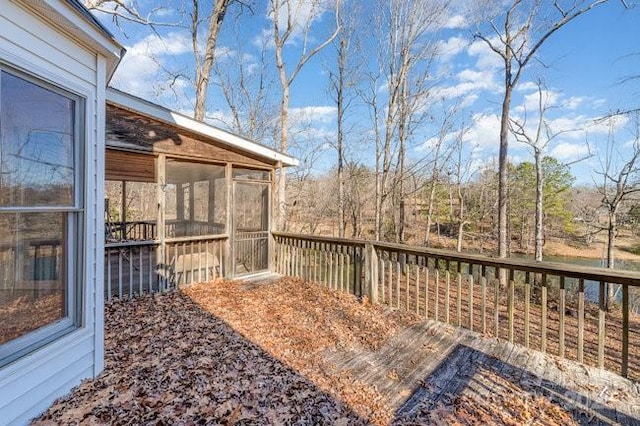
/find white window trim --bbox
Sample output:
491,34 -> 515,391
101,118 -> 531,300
0,64 -> 85,367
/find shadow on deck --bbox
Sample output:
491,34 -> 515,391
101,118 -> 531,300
324,319 -> 640,425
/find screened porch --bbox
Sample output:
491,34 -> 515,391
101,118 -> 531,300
103,92 -> 294,299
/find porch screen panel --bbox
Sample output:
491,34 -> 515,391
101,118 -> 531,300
165,160 -> 226,238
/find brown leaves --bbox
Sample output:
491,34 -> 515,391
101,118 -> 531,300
32,277 -> 599,425
33,281 -> 368,425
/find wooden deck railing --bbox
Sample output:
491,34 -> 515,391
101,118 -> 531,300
273,232 -> 640,380
105,235 -> 226,300
106,220 -> 226,243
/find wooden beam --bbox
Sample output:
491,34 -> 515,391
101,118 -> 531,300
156,154 -> 166,290
225,162 -> 233,278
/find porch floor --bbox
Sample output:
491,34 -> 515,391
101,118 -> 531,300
34,276 -> 639,425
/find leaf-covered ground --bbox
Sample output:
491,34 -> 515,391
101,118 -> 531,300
33,277 -> 620,425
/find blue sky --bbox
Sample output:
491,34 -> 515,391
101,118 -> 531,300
92,0 -> 640,184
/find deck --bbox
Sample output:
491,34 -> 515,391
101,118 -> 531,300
35,275 -> 639,425
326,318 -> 639,424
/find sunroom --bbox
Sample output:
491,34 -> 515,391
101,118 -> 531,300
103,89 -> 297,299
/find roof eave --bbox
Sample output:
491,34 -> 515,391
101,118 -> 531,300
106,88 -> 299,167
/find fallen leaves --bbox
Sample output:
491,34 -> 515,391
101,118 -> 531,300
31,277 -> 617,425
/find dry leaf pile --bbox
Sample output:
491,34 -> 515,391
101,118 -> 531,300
34,284 -> 368,425
33,277 -> 620,425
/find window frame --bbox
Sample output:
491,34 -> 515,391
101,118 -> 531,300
0,64 -> 85,366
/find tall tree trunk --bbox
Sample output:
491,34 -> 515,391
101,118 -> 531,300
275,31 -> 289,231
424,178 -> 437,246
606,209 -> 617,308
336,38 -> 346,238
456,184 -> 464,253
498,83 -> 513,259
534,149 -> 544,261
192,0 -> 232,122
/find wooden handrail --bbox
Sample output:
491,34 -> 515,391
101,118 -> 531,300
272,232 -> 640,380
273,232 -> 640,286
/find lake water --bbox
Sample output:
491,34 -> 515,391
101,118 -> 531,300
511,254 -> 640,309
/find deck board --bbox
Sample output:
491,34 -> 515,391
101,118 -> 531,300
322,314 -> 640,425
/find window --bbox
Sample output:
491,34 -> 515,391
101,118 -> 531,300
0,68 -> 82,364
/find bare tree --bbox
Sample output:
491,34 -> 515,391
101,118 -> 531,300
509,81 -> 590,260
191,0 -> 236,122
364,0 -> 448,242
450,126 -> 474,252
595,113 -> 640,270
423,104 -> 458,246
475,0 -> 610,259
85,0 -> 179,27
87,0 -> 237,123
270,0 -> 340,230
212,21 -> 278,141
327,1 -> 358,238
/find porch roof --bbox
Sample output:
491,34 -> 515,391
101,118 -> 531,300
106,88 -> 299,167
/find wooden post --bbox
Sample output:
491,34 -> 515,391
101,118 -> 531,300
541,273 -> 548,353
121,180 -> 127,239
598,280 -> 606,368
156,154 -> 166,290
468,274 -> 474,332
395,261 -> 401,309
457,262 -> 462,327
434,269 -> 440,321
445,263 -> 450,324
578,278 -> 585,363
225,163 -> 233,278
415,264 -> 420,314
481,265 -> 486,335
425,266 -> 430,318
364,243 -> 378,303
559,276 -> 566,358
508,269 -> 514,343
622,283 -> 629,378
380,258 -> 386,303
524,272 -> 531,348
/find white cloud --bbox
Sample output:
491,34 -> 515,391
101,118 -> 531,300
516,81 -> 539,92
289,105 -> 337,125
549,142 -> 591,162
467,37 -> 503,70
436,36 -> 468,61
513,89 -> 561,114
462,113 -> 501,149
443,14 -> 467,29
111,32 -> 191,98
257,0 -> 335,48
432,68 -> 500,101
564,96 -> 585,110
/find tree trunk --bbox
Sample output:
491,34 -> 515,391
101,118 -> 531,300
456,185 -> 464,253
275,26 -> 289,231
336,42 -> 345,238
424,177 -> 437,246
193,0 -> 232,122
534,149 -> 544,261
498,83 -> 513,259
606,209 -> 616,269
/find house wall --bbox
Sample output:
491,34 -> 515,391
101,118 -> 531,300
0,2 -> 108,424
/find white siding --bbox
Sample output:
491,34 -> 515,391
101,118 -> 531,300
0,1 -> 106,424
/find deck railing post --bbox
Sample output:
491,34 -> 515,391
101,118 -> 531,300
364,243 -> 378,303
